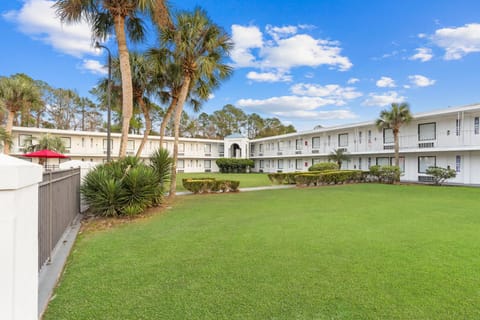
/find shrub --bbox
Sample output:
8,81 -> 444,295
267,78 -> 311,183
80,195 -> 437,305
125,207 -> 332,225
379,165 -> 400,184
182,178 -> 240,193
81,154 -> 171,217
267,172 -> 298,184
295,170 -> 364,187
308,162 -> 338,172
369,165 -> 382,181
426,166 -> 456,185
216,158 -> 254,173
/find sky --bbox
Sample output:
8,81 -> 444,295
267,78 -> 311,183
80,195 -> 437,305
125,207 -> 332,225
1,0 -> 480,131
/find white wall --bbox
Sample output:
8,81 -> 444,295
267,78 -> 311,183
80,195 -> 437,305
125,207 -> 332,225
0,154 -> 42,320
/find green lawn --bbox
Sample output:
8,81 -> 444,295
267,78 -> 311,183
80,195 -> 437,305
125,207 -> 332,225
44,184 -> 480,319
175,172 -> 272,192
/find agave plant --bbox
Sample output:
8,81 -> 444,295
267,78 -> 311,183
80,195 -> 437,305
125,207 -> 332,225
149,148 -> 172,188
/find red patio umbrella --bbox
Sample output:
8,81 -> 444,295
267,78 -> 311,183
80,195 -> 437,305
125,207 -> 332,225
23,149 -> 68,169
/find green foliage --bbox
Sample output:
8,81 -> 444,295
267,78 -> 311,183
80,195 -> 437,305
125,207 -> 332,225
368,165 -> 400,184
267,172 -> 298,185
182,178 -> 240,194
426,166 -> 456,185
23,133 -> 67,153
0,126 -> 13,150
149,148 -> 173,193
81,155 -> 170,217
216,158 -> 254,173
328,149 -> 350,168
308,162 -> 339,172
295,170 -> 364,187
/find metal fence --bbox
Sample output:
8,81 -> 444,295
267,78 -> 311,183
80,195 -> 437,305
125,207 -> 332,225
38,168 -> 81,271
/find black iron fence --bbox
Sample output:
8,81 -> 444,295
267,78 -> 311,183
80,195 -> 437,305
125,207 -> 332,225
38,168 -> 80,271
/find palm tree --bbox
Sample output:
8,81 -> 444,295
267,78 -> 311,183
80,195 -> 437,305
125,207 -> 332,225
328,148 -> 351,169
375,102 -> 413,167
0,127 -> 13,153
23,134 -> 67,154
0,75 -> 42,154
54,0 -> 168,157
158,8 -> 233,196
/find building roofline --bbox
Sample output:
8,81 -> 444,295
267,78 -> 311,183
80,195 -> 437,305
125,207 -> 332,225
250,102 -> 480,142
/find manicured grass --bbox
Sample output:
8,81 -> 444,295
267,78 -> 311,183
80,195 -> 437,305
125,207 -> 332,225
175,172 -> 272,191
44,184 -> 480,319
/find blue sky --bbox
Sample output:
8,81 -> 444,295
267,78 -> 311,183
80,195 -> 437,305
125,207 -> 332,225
1,0 -> 480,131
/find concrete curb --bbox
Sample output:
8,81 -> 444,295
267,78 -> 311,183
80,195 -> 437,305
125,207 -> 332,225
38,214 -> 82,319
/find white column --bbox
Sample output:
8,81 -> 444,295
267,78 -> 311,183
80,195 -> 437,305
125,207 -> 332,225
0,154 -> 42,320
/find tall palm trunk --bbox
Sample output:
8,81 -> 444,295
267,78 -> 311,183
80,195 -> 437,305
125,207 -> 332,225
393,128 -> 400,167
159,96 -> 177,146
136,98 -> 151,157
113,15 -> 134,158
4,110 -> 15,154
169,76 -> 191,197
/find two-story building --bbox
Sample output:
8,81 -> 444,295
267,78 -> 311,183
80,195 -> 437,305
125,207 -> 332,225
9,103 -> 480,185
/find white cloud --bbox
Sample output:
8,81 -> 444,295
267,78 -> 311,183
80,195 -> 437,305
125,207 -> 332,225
3,0 -> 96,57
79,59 -> 107,75
231,24 -> 352,72
347,78 -> 359,84
408,75 -> 436,87
410,47 -> 433,62
362,91 -> 406,107
262,34 -> 352,71
272,109 -> 357,120
237,95 -> 357,121
208,93 -> 215,100
231,25 -> 263,67
246,71 -> 292,82
431,23 -> 480,60
376,76 -> 396,88
290,83 -> 362,103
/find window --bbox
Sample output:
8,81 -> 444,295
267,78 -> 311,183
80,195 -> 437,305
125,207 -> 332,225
177,159 -> 184,169
418,122 -> 436,141
259,160 -> 264,169
456,119 -> 461,136
418,156 -> 436,173
312,158 -> 321,165
475,117 -> 479,135
61,137 -> 71,149
376,157 -> 390,166
103,139 -> 113,150
90,138 -> 94,148
338,133 -> 348,147
296,159 -> 303,170
368,157 -> 371,168
383,128 -> 394,144
358,157 -> 362,170
259,144 -> 264,153
203,160 -> 211,169
18,134 -> 32,149
327,135 -> 331,146
81,137 -> 85,148
277,141 -> 283,151
312,137 -> 321,149
390,156 -> 405,173
296,139 -> 302,150
178,143 -> 185,153
278,159 -> 283,169
358,131 -> 362,144
127,140 -> 135,151
456,155 -> 461,172
204,144 -> 212,153
368,130 -> 372,143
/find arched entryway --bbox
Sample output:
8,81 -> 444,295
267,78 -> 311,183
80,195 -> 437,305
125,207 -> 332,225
230,143 -> 242,158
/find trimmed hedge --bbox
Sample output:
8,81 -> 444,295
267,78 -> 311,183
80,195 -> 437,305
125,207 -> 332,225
182,178 -> 240,194
216,158 -> 254,173
295,170 -> 365,187
368,165 -> 400,184
308,162 -> 338,172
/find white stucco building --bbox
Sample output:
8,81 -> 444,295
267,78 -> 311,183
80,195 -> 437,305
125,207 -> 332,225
9,103 -> 480,185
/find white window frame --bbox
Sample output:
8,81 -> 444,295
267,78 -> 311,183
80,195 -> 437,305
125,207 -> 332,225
338,133 -> 348,147
312,137 -> 321,149
418,156 -> 436,173
418,122 -> 436,141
